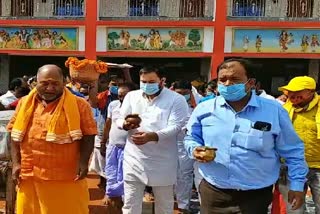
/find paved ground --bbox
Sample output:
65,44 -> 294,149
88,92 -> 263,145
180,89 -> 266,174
0,174 -> 315,214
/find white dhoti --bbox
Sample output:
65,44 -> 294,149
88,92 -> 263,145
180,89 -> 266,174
89,136 -> 106,178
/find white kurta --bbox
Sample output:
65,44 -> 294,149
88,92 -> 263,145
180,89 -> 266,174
117,88 -> 189,186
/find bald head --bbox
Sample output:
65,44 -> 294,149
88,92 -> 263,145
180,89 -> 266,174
36,64 -> 65,102
37,64 -> 64,81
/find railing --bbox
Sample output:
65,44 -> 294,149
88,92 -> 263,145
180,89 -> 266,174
227,0 -> 320,21
1,0 -> 85,19
99,0 -> 214,20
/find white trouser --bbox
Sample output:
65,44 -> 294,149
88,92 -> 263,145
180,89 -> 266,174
122,180 -> 174,214
175,141 -> 195,210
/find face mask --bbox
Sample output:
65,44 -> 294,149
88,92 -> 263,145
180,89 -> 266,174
184,94 -> 191,101
140,82 -> 160,95
218,83 -> 248,102
109,86 -> 118,95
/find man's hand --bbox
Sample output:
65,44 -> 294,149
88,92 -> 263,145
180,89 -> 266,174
123,114 -> 141,131
193,147 -> 216,163
131,132 -> 158,145
75,164 -> 89,181
12,164 -> 21,185
288,190 -> 305,210
100,142 -> 107,157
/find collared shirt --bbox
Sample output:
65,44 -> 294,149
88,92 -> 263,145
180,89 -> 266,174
117,88 -> 189,186
0,91 -> 17,107
199,94 -> 216,103
184,93 -> 308,191
7,96 -> 97,181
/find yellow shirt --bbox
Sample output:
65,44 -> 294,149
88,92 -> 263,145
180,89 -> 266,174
292,105 -> 320,168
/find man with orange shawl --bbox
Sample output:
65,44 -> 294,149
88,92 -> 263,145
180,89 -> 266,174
7,65 -> 97,214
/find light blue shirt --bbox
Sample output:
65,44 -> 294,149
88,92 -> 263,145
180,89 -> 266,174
184,93 -> 308,191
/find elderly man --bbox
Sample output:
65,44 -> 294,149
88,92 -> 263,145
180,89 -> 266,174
278,76 -> 320,214
7,65 -> 97,214
184,58 -> 308,214
117,66 -> 189,214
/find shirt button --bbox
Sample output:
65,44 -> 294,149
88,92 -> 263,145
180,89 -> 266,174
231,143 -> 235,147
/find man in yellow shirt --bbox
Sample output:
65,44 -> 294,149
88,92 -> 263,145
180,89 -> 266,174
279,76 -> 320,214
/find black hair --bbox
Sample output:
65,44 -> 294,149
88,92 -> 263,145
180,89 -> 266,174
172,80 -> 192,90
8,78 -> 23,91
207,79 -> 217,89
139,66 -> 165,78
118,82 -> 138,91
217,58 -> 255,79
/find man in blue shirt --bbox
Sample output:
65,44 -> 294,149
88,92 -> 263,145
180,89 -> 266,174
184,58 -> 308,214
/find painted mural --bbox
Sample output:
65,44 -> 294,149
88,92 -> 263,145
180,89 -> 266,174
0,27 -> 77,50
107,28 -> 203,51
232,29 -> 320,53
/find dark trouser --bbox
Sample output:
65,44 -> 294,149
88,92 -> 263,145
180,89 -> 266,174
199,179 -> 273,214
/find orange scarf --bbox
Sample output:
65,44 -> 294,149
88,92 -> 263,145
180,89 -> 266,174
11,88 -> 82,143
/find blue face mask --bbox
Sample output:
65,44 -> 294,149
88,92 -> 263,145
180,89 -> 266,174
183,94 -> 191,101
140,82 -> 160,95
110,86 -> 118,95
218,83 -> 248,102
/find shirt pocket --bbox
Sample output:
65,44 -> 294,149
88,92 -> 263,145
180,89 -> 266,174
244,128 -> 264,151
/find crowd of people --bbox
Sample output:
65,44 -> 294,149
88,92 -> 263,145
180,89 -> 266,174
0,58 -> 318,214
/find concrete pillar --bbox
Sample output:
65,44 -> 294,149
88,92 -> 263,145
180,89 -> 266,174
308,59 -> 320,83
0,55 -> 10,94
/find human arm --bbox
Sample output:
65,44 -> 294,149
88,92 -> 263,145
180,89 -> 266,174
76,135 -> 95,180
76,99 -> 98,180
154,95 -> 189,142
6,100 -> 23,183
88,81 -> 99,108
100,117 -> 111,156
184,105 -> 206,159
275,108 -> 308,192
275,108 -> 308,210
122,67 -> 132,83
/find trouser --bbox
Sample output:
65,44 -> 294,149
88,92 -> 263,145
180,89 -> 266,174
16,178 -> 89,214
279,168 -> 320,214
199,179 -> 273,214
122,180 -> 174,214
175,141 -> 195,210
105,144 -> 124,197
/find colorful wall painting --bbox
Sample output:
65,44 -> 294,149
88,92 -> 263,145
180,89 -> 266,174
232,28 -> 320,53
107,28 -> 203,52
0,27 -> 78,50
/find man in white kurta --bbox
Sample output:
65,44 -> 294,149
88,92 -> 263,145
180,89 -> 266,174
117,67 -> 189,214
